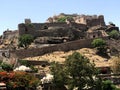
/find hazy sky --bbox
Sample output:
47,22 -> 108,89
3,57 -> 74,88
0,0 -> 119,35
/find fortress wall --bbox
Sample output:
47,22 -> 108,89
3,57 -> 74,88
10,38 -> 94,59
35,28 -> 73,37
3,30 -> 19,39
18,22 -> 87,37
86,15 -> 105,27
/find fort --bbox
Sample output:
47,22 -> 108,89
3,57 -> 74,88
17,14 -> 112,44
0,13 -> 118,50
0,13 -> 118,53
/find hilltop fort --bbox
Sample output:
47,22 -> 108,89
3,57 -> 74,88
0,13 -> 120,72
0,13 -> 119,49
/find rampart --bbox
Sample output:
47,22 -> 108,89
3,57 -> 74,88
18,22 -> 87,37
10,38 -> 94,59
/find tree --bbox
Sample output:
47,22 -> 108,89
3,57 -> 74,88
102,80 -> 117,90
50,62 -> 67,89
50,52 -> 99,90
18,34 -> 33,49
92,38 -> 107,54
108,30 -> 120,39
65,52 -> 97,90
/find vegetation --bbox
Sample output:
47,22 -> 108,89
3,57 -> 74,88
18,34 -> 34,49
65,52 -> 98,90
18,60 -> 38,73
57,16 -> 72,22
92,38 -> 107,55
102,80 -> 119,90
0,63 -> 13,72
50,62 -> 67,88
18,60 -> 30,67
108,30 -> 120,39
0,71 -> 39,90
50,52 -> 98,90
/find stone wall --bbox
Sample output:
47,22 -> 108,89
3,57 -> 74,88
86,15 -> 105,27
10,38 -> 94,59
18,22 -> 87,38
3,30 -> 18,39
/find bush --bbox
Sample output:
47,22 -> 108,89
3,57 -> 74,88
18,60 -> 30,67
1,63 -> 13,72
102,80 -> 117,90
5,71 -> 39,90
108,30 -> 120,39
18,34 -> 33,49
30,65 -> 38,73
92,38 -> 107,55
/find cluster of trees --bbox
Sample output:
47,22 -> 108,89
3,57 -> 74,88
50,52 -> 120,90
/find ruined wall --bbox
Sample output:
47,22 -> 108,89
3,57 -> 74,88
3,30 -> 18,39
18,22 -> 68,37
86,15 -> 105,27
18,23 -> 35,36
18,22 -> 87,37
10,38 -> 94,59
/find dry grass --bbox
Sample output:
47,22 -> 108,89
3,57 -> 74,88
24,48 -> 112,67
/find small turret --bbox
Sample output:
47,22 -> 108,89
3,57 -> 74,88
25,19 -> 31,24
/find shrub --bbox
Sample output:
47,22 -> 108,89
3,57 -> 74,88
18,34 -> 34,49
1,63 -> 13,72
18,60 -> 30,67
92,38 -> 107,55
6,71 -> 39,90
30,65 -> 38,73
102,80 -> 117,90
108,30 -> 120,39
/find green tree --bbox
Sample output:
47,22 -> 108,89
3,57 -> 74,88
65,52 -> 97,90
50,52 -> 99,90
18,34 -> 33,49
108,30 -> 120,39
92,38 -> 107,54
102,80 -> 118,90
50,62 -> 67,88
